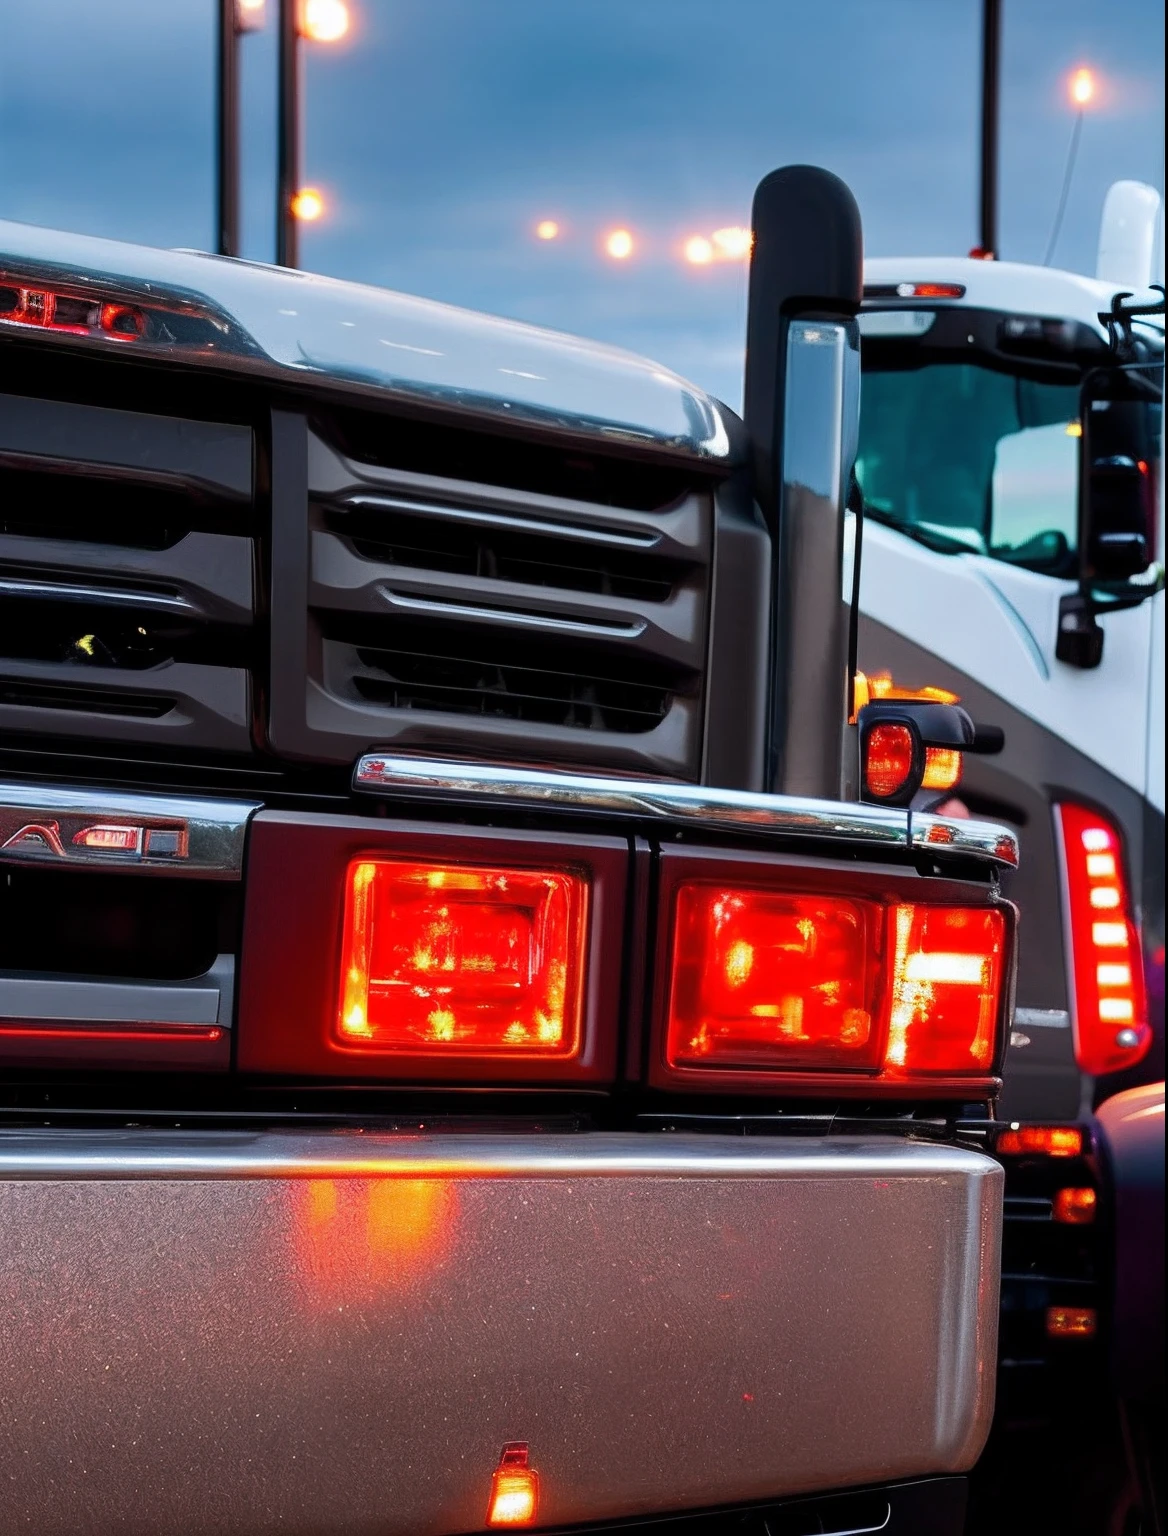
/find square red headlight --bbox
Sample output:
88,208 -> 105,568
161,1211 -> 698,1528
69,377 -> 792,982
655,849 -> 1010,1094
667,887 -> 884,1071
337,858 -> 588,1057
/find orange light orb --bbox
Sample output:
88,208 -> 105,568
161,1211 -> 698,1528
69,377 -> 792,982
290,187 -> 325,221
604,228 -> 634,261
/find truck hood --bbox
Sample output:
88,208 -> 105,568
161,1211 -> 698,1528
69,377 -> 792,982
0,219 -> 737,466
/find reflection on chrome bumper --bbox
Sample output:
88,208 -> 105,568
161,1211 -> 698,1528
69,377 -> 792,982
0,1130 -> 1001,1535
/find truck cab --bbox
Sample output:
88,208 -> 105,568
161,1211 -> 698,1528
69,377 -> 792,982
0,169 -> 1017,1535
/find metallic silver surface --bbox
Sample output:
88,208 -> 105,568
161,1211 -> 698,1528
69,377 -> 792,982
379,587 -> 649,638
0,574 -> 195,614
353,752 -> 911,847
0,1130 -> 1001,1535
909,808 -> 1021,868
0,782 -> 259,878
0,955 -> 232,1027
0,220 -> 737,465
770,320 -> 860,800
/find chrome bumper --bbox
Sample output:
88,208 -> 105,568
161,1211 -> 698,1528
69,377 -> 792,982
0,1130 -> 1002,1535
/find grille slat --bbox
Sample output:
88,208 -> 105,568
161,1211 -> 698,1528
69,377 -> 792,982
0,391 -> 257,758
270,423 -> 713,777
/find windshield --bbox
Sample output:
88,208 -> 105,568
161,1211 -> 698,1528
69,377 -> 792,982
856,360 -> 1082,572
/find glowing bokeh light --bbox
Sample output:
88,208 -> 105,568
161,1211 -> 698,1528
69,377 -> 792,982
712,225 -> 752,260
604,228 -> 635,260
1069,67 -> 1096,108
683,235 -> 714,265
535,219 -> 561,241
301,0 -> 349,42
290,187 -> 325,221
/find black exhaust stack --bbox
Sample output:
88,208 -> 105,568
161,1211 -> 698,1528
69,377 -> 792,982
744,166 -> 863,800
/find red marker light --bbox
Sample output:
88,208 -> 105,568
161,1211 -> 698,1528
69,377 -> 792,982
1053,1187 -> 1097,1225
863,723 -> 917,799
1056,804 -> 1149,1076
997,1125 -> 1083,1157
337,858 -> 588,1056
1047,1305 -> 1096,1339
72,824 -> 143,854
895,281 -> 968,298
487,1443 -> 539,1527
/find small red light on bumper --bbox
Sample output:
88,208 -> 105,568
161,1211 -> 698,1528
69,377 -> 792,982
336,858 -> 588,1057
487,1443 -> 539,1527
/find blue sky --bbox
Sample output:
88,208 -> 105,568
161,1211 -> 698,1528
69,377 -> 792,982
2,0 -> 1163,406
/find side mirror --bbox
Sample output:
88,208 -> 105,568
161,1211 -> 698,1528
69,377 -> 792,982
1057,332 -> 1162,669
1084,454 -> 1150,580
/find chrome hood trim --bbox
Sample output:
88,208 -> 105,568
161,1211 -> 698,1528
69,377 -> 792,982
353,753 -> 1021,865
0,219 -> 738,465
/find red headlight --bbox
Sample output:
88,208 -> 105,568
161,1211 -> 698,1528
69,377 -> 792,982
655,851 -> 1010,1093
337,858 -> 588,1057
667,888 -> 883,1071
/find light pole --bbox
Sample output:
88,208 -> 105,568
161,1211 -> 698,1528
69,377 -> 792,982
976,0 -> 1002,259
216,0 -> 265,257
277,0 -> 350,268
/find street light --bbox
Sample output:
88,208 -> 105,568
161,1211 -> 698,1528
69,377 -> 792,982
216,0 -> 267,256
1043,65 -> 1099,266
277,0 -> 350,268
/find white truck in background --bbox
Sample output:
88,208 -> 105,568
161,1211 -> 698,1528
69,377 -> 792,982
854,180 -> 1164,1533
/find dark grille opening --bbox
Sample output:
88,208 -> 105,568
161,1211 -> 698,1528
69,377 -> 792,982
326,503 -> 679,603
0,866 -> 232,981
0,599 -> 253,671
0,678 -> 174,717
346,627 -> 683,734
317,407 -> 699,511
0,464 -> 249,548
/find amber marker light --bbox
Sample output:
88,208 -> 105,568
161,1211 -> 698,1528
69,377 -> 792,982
290,187 -> 325,222
604,228 -> 634,260
336,857 -> 589,1057
997,1125 -> 1083,1157
1053,1187 -> 1098,1225
487,1444 -> 539,1527
1047,1305 -> 1097,1339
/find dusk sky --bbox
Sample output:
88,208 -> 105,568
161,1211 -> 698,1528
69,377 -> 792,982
2,0 -> 1164,406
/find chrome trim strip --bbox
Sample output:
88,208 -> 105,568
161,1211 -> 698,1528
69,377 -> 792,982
0,1127 -> 990,1181
0,575 -> 193,613
0,955 -> 232,1028
1013,1007 -> 1071,1031
378,589 -> 648,638
909,809 -> 1020,869
0,784 -> 259,878
0,1130 -> 1001,1532
343,491 -> 660,549
353,753 -> 910,846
